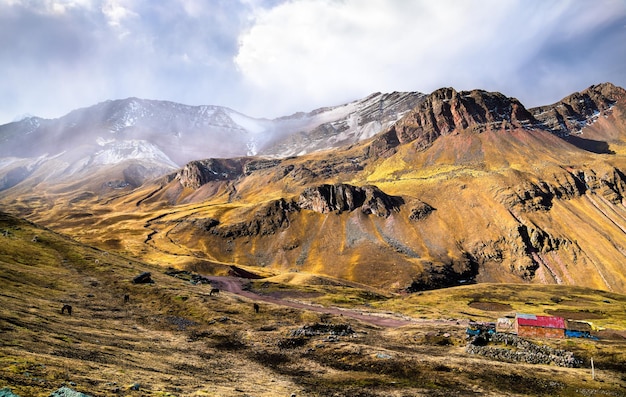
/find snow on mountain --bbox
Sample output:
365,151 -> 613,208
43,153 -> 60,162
0,92 -> 426,190
262,91 -> 426,157
91,139 -> 178,167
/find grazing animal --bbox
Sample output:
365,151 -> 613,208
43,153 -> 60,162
210,288 -> 220,296
123,294 -> 130,303
253,303 -> 260,313
61,304 -> 72,315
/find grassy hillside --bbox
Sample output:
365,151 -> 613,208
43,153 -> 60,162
1,212 -> 625,396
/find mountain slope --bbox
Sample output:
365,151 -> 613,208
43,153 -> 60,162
2,83 -> 626,294
0,92 -> 425,194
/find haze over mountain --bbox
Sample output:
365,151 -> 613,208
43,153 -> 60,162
1,83 -> 626,295
0,91 -> 424,191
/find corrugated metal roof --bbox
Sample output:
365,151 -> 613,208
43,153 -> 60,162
516,313 -> 565,329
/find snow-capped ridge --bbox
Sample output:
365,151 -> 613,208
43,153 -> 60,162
91,139 -> 178,167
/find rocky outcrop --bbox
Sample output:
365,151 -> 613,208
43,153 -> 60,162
298,183 -> 403,217
199,184 -> 404,240
497,165 -> 626,213
409,200 -> 435,220
176,158 -> 245,189
49,387 -> 93,397
531,82 -> 625,136
132,272 -> 154,284
0,388 -> 21,397
207,198 -> 298,238
377,88 -> 536,151
406,254 -> 479,292
243,159 -> 282,175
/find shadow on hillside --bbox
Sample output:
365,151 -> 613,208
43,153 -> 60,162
565,135 -> 614,154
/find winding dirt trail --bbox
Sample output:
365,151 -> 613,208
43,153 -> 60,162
204,276 -> 416,328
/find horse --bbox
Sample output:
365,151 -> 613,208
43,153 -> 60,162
209,288 -> 220,296
123,294 -> 130,303
253,303 -> 260,313
61,304 -> 72,315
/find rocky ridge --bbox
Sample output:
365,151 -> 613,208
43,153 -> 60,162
203,183 -> 406,238
368,83 -> 625,158
262,91 -> 426,157
531,83 -> 624,136
376,87 -> 535,153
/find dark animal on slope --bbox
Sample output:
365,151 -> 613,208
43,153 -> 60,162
210,288 -> 220,296
124,294 -> 130,303
61,304 -> 72,315
253,303 -> 260,313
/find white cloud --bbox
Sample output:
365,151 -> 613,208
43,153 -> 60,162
0,0 -> 624,124
0,0 -> 94,14
235,0 -> 626,115
101,0 -> 138,31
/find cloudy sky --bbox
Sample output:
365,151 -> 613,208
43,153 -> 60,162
1,0 -> 625,124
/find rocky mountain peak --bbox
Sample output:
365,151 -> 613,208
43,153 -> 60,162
392,88 -> 535,146
260,91 -> 426,157
531,82 -> 626,136
366,88 -> 535,156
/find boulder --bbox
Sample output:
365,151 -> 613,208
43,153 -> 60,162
0,387 -> 21,397
133,272 -> 154,284
49,387 -> 92,397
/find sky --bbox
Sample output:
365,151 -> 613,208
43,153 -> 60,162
1,0 -> 625,124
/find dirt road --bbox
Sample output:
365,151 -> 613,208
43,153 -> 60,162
204,276 -> 415,328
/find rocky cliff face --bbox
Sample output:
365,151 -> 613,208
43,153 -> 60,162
531,83 -> 625,136
175,158 -> 246,189
379,88 -> 536,151
297,183 -> 403,217
367,83 -> 625,160
201,183 -> 404,239
206,198 -> 298,238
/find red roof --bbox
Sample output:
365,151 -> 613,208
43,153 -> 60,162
516,314 -> 565,329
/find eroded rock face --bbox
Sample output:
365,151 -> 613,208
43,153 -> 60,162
531,82 -> 625,136
384,88 -> 536,149
298,183 -> 403,217
176,158 -> 245,189
497,166 -> 626,213
409,200 -> 436,221
406,254 -> 479,292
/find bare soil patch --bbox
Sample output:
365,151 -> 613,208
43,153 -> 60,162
545,309 -> 606,320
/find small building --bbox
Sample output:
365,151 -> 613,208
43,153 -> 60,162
565,319 -> 594,339
514,313 -> 566,339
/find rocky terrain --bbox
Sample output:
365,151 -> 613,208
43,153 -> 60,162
1,84 -> 626,295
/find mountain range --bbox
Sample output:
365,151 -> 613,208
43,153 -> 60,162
0,91 -> 424,190
1,82 -> 626,294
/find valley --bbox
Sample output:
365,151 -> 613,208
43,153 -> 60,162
1,83 -> 626,395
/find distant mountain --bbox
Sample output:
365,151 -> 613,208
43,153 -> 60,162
261,91 -> 426,157
0,92 -> 425,191
0,98 -> 269,164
